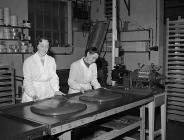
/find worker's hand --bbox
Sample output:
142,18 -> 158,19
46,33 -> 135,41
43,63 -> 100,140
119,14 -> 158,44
54,91 -> 66,96
101,87 -> 107,89
80,87 -> 85,94
32,95 -> 39,102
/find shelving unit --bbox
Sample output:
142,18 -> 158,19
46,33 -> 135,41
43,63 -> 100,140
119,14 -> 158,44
120,29 -> 152,45
120,39 -> 151,43
122,51 -> 150,53
0,25 -> 30,40
0,65 -> 15,107
0,39 -> 29,41
0,25 -> 32,62
120,29 -> 152,59
166,17 -> 184,122
0,25 -> 32,102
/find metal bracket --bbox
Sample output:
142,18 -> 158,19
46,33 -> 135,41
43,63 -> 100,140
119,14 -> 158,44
124,0 -> 130,16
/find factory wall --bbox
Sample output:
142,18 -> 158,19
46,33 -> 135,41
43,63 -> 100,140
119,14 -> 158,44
0,0 -> 87,75
0,0 -> 164,86
0,0 -> 28,77
0,0 -> 88,94
91,0 -> 164,84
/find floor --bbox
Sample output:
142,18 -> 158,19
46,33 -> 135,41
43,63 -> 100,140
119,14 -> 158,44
71,108 -> 184,140
36,108 -> 184,140
123,119 -> 184,140
163,120 -> 184,140
70,120 -> 184,140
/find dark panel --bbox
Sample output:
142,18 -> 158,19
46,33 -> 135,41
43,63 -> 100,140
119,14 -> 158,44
86,21 -> 110,54
0,114 -> 46,140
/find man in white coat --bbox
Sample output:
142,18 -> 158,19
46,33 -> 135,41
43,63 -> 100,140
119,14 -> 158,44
68,47 -> 101,94
22,37 -> 64,102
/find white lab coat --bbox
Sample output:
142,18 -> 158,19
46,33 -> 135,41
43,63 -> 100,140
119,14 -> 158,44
68,58 -> 101,94
21,52 -> 60,102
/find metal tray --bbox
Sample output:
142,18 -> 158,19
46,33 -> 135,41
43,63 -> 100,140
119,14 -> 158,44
79,88 -> 122,103
31,96 -> 87,116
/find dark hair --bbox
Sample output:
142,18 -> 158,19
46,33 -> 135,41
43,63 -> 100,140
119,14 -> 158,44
36,36 -> 49,46
85,47 -> 99,56
33,36 -> 49,52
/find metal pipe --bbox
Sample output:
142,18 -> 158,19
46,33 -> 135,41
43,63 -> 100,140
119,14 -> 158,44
52,46 -> 74,55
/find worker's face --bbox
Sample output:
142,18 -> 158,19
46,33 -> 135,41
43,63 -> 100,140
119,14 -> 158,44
86,52 -> 99,64
37,39 -> 49,57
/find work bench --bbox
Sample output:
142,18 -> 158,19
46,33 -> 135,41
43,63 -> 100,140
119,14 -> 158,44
0,88 -> 164,140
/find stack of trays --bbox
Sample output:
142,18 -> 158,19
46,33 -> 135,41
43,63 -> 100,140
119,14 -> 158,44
166,17 -> 184,122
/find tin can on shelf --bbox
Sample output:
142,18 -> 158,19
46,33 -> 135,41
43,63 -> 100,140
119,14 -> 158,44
10,15 -> 18,26
0,27 -> 3,39
0,8 -> 3,25
4,7 -> 10,26
3,27 -> 11,39
21,42 -> 28,52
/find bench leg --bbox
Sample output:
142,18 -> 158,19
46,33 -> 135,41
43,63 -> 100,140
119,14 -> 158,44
161,103 -> 166,140
140,105 -> 146,140
148,101 -> 155,140
58,131 -> 71,140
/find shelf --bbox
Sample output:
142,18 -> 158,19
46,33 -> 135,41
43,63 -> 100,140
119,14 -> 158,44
120,40 -> 151,43
121,51 -> 150,53
120,29 -> 151,32
98,115 -> 141,140
0,52 -> 32,54
0,39 -> 30,41
0,25 -> 30,29
0,25 -> 30,41
169,30 -> 184,33
107,29 -> 150,33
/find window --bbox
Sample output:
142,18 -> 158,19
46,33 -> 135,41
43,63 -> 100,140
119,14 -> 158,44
28,0 -> 68,47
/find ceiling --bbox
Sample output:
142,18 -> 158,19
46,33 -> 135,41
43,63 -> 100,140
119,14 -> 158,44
165,0 -> 184,20
165,0 -> 184,8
